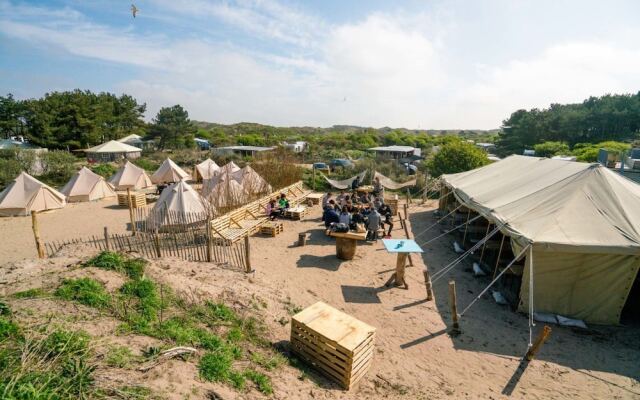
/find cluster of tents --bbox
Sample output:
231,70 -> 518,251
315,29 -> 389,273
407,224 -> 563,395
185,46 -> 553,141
0,158 -> 271,219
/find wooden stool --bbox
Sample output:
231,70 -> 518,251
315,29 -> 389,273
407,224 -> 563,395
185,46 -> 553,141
298,233 -> 307,246
260,221 -> 283,237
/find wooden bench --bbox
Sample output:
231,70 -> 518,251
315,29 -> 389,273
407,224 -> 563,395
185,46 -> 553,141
284,206 -> 308,220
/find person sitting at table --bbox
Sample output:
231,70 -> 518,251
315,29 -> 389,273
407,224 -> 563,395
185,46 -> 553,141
323,203 -> 340,228
351,175 -> 361,191
366,207 -> 382,241
351,207 -> 365,231
339,207 -> 351,225
322,192 -> 333,209
359,192 -> 371,204
278,194 -> 290,216
337,190 -> 346,206
265,199 -> 279,221
379,203 -> 394,237
373,196 -> 384,210
373,176 -> 384,197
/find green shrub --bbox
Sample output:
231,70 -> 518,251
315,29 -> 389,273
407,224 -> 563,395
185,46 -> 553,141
0,301 -> 10,316
41,330 -> 91,359
119,279 -> 160,322
133,158 -> 160,172
244,370 -> 273,395
0,158 -> 22,189
55,278 -> 111,308
12,288 -> 47,299
86,251 -> 146,280
105,345 -> 134,368
426,140 -> 489,177
90,163 -> 117,178
198,351 -> 233,382
228,371 -> 246,390
0,317 -> 20,339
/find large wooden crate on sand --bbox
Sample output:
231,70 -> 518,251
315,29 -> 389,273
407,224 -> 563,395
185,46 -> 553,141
290,302 -> 376,390
117,192 -> 146,208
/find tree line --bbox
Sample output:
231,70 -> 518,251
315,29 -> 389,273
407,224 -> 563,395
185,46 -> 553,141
496,92 -> 640,157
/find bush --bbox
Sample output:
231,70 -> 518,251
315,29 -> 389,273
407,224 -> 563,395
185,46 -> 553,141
198,351 -> 234,382
119,278 -> 161,322
426,141 -> 489,177
0,158 -> 21,189
572,141 -> 631,162
40,150 -> 78,186
534,141 -> 570,158
12,288 -> 47,299
86,251 -> 146,280
0,317 -> 20,339
132,157 -> 160,172
55,278 -> 111,308
91,163 -> 117,178
41,330 -> 91,359
244,370 -> 273,395
105,345 -> 134,368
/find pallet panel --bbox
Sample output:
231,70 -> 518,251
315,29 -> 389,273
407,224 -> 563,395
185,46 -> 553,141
291,302 -> 375,390
260,221 -> 283,237
117,192 -> 147,208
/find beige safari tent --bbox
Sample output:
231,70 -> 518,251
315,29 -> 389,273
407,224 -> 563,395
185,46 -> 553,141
108,161 -> 153,191
60,167 -> 116,202
0,172 -> 66,216
202,173 -> 246,210
148,180 -> 211,229
195,158 -> 220,182
151,158 -> 191,184
232,166 -> 272,196
441,155 -> 640,324
219,161 -> 241,175
85,140 -> 142,162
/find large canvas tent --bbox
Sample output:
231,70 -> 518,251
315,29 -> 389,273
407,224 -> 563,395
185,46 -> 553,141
109,161 -> 153,190
202,173 -> 246,209
60,167 -> 116,202
195,158 -> 220,181
232,166 -> 272,195
85,140 -> 142,162
151,158 -> 191,184
441,155 -> 640,324
0,172 -> 66,216
148,180 -> 211,229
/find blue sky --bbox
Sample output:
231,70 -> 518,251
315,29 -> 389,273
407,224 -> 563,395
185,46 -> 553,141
1,0 -> 639,129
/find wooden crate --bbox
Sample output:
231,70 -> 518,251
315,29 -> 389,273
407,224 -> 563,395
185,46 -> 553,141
385,198 -> 399,216
117,192 -> 146,208
260,221 -> 283,237
291,302 -> 375,390
306,193 -> 324,205
285,206 -> 308,220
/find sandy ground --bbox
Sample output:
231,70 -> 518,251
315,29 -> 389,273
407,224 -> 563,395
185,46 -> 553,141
1,201 -> 639,399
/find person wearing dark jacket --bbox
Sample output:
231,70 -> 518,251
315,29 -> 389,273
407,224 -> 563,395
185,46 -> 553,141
323,205 -> 340,228
379,203 -> 394,236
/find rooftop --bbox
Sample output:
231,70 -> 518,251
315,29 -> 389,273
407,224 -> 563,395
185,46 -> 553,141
368,145 -> 416,152
216,146 -> 275,151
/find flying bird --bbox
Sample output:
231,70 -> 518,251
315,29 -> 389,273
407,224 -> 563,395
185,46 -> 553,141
131,4 -> 138,18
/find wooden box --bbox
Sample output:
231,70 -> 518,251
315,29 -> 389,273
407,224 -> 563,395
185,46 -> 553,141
117,192 -> 146,208
260,221 -> 283,237
385,198 -> 399,216
291,302 -> 375,390
285,206 -> 308,220
306,193 -> 324,205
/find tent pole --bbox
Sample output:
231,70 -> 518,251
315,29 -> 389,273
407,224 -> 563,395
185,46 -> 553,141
462,209 -> 471,246
479,223 -> 492,265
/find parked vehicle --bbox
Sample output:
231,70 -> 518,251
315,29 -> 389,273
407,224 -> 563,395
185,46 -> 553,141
329,159 -> 354,170
313,162 -> 329,171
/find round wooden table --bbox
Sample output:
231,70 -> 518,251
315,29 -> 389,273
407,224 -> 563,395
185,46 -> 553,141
336,237 -> 357,260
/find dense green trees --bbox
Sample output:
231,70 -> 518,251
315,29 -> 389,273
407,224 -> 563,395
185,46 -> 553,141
533,141 -> 570,158
426,140 -> 489,177
496,93 -> 640,156
0,91 -> 147,149
147,105 -> 196,149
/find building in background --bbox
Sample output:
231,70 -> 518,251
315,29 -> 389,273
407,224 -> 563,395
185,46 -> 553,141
194,138 -> 211,150
368,145 -> 419,159
213,145 -> 275,158
85,140 -> 142,162
283,141 -> 307,153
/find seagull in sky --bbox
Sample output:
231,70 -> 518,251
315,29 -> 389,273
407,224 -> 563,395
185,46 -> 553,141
131,4 -> 139,18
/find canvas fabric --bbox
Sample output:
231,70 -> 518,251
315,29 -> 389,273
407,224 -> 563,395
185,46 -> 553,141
151,158 -> 191,184
0,172 -> 66,216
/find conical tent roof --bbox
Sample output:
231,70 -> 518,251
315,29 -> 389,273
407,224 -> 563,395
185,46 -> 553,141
109,161 -> 153,190
195,158 -> 220,181
60,167 -> 116,202
219,161 -> 240,175
0,172 -> 66,216
86,140 -> 141,153
232,165 -> 272,195
151,158 -> 191,184
149,180 -> 211,228
202,172 -> 246,208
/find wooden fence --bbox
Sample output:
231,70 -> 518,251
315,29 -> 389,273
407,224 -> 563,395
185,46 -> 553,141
44,226 -> 250,271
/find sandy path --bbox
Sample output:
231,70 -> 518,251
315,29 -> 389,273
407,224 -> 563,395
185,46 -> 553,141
0,200 -> 130,264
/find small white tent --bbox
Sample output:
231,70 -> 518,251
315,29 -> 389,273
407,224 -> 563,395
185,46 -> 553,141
149,180 -> 211,228
151,158 -> 191,184
202,173 -> 246,209
0,172 -> 66,216
60,167 -> 116,202
232,165 -> 272,195
219,161 -> 241,175
108,161 -> 153,190
195,158 -> 220,181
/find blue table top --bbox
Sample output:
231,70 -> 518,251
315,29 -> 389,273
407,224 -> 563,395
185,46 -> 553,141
382,239 -> 424,253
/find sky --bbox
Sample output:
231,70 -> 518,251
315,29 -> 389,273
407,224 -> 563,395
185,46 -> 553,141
1,0 -> 640,129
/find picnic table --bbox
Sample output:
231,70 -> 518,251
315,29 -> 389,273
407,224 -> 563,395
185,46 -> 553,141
327,230 -> 367,260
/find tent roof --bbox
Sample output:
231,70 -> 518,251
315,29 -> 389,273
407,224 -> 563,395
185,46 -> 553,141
196,158 -> 220,180
0,172 -> 65,214
232,165 -> 272,194
86,140 -> 141,153
442,155 -> 640,254
153,180 -> 210,215
219,161 -> 241,175
151,158 -> 191,184
108,161 -> 153,189
60,167 -> 114,197
117,134 -> 143,143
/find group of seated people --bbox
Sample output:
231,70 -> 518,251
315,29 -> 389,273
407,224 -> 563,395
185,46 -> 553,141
264,193 -> 291,220
321,190 -> 394,241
